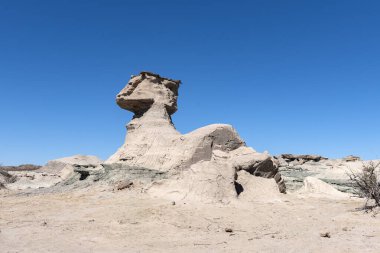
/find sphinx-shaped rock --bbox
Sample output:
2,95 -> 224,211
107,72 -> 286,199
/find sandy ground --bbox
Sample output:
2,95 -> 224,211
1,187 -> 380,253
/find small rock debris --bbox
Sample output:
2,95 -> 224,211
115,180 -> 133,191
320,232 -> 331,238
225,228 -> 233,233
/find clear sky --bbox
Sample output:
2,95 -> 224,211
1,0 -> 379,165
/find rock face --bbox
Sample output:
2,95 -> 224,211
107,72 -> 286,198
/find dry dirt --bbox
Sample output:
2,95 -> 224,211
1,186 -> 380,253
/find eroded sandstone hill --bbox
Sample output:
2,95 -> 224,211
1,72 -> 286,203
106,72 -> 286,195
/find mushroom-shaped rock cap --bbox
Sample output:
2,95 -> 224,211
116,72 -> 181,115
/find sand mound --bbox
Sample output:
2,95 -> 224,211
297,176 -> 350,199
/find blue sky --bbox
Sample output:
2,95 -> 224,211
0,0 -> 379,165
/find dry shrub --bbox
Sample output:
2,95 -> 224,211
348,161 -> 380,208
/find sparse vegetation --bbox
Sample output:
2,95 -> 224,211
347,161 -> 380,208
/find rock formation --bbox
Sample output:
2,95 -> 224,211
276,153 -> 380,193
107,72 -> 286,198
1,72 -> 286,202
277,154 -> 327,165
1,155 -> 102,190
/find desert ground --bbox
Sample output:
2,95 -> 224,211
2,72 -> 379,253
1,182 -> 380,253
